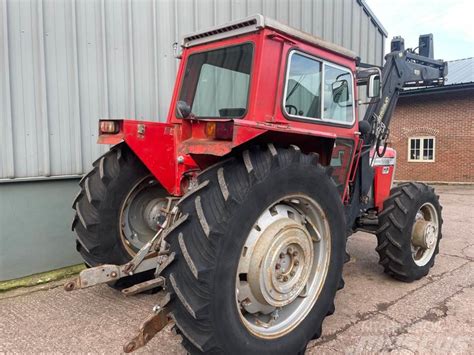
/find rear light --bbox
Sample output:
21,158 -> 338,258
205,121 -> 234,140
99,120 -> 120,134
205,122 -> 217,138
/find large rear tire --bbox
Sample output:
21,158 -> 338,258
376,182 -> 443,282
71,143 -> 168,288
161,145 -> 346,354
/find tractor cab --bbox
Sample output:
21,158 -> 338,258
99,15 -> 379,199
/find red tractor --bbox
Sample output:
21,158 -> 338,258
67,15 -> 447,354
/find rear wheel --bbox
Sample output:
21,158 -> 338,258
161,145 -> 346,354
376,182 -> 443,282
71,143 -> 169,288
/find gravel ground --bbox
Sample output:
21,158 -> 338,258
1,185 -> 473,354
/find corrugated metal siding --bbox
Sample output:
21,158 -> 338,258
0,0 -> 386,179
445,57 -> 474,85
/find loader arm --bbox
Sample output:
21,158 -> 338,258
361,44 -> 447,153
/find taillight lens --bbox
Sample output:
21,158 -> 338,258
205,121 -> 233,140
99,120 -> 119,134
205,122 -> 217,138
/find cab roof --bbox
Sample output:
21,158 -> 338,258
181,14 -> 357,60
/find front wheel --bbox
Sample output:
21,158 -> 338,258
376,182 -> 443,282
161,145 -> 346,354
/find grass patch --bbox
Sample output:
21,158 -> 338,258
0,264 -> 86,292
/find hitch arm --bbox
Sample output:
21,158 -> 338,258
63,257 -> 160,291
123,308 -> 171,353
64,203 -> 179,292
123,292 -> 172,353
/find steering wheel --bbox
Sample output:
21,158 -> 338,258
285,105 -> 298,115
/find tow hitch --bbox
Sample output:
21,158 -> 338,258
65,198 -> 179,352
123,292 -> 172,353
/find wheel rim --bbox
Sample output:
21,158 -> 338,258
410,202 -> 439,266
235,195 -> 331,339
119,176 -> 167,255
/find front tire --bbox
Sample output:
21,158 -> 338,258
376,182 -> 443,282
161,145 -> 346,354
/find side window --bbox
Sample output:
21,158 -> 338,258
330,139 -> 354,195
283,51 -> 354,124
323,65 -> 354,123
283,53 -> 322,119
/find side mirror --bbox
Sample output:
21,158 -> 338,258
332,79 -> 349,103
176,100 -> 191,118
367,74 -> 381,98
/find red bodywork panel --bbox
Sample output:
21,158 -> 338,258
97,28 -> 360,198
372,148 -> 397,211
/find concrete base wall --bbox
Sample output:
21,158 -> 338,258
0,179 -> 82,281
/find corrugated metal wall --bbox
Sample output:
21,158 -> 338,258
0,0 -> 386,180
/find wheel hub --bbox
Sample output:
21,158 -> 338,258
247,219 -> 313,308
236,197 -> 331,338
120,176 -> 167,254
412,220 -> 437,249
143,198 -> 167,231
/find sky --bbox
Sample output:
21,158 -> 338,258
366,0 -> 474,61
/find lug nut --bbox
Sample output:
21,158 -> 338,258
290,270 -> 296,277
279,252 -> 285,259
275,263 -> 281,270
287,247 -> 293,254
292,250 -> 298,257
294,260 -> 299,266
283,276 -> 289,282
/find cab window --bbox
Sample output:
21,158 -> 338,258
323,64 -> 354,123
179,43 -> 253,118
284,53 -> 322,119
283,51 -> 354,125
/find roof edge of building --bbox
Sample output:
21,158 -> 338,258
357,0 -> 388,37
400,82 -> 474,97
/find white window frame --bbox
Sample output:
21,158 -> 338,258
407,136 -> 436,163
283,50 -> 355,126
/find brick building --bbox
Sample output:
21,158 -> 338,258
389,57 -> 474,183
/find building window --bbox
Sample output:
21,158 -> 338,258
408,137 -> 435,162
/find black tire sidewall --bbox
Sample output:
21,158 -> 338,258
78,146 -> 150,265
97,167 -> 148,263
212,162 -> 345,354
